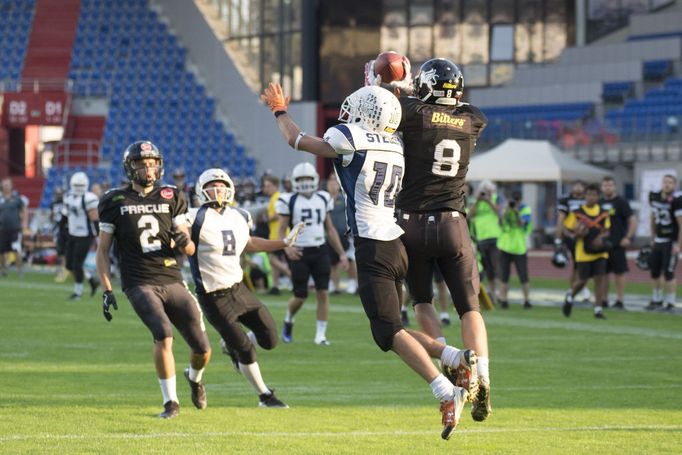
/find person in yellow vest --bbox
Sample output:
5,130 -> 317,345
468,180 -> 502,302
262,175 -> 290,294
496,191 -> 533,309
562,184 -> 611,319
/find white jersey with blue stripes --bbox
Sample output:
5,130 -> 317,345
186,205 -> 252,293
276,191 -> 332,247
323,123 -> 404,241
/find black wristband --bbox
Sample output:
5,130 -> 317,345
274,110 -> 287,118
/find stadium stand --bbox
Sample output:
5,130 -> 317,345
0,0 -> 35,82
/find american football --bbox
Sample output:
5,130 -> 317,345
374,51 -> 407,83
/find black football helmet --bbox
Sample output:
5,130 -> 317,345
123,140 -> 164,187
635,245 -> 652,271
414,58 -> 463,106
551,245 -> 569,268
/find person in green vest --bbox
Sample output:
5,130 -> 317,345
496,191 -> 533,309
468,180 -> 502,302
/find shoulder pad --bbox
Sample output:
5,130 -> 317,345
324,125 -> 357,155
234,207 -> 254,228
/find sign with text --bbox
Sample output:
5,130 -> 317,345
1,92 -> 69,127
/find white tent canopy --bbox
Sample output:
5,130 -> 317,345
467,139 -> 610,182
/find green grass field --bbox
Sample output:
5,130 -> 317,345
1,272 -> 681,454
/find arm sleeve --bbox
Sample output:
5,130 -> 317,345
172,188 -> 189,228
84,193 -> 99,211
323,126 -> 356,155
674,195 -> 682,218
275,195 -> 290,216
98,195 -> 116,234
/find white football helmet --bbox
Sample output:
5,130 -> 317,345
195,168 -> 235,207
338,85 -> 402,136
291,162 -> 319,194
69,172 -> 89,196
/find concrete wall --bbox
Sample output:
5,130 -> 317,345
153,0 -> 316,177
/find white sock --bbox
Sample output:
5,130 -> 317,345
284,310 -> 294,323
436,336 -> 447,345
478,357 -> 490,384
84,269 -> 92,280
430,373 -> 455,402
440,312 -> 449,320
247,330 -> 259,347
440,345 -> 460,368
315,320 -> 328,341
74,282 -> 83,295
188,365 -> 204,383
159,376 -> 178,404
665,293 -> 676,305
653,289 -> 662,301
239,362 -> 269,395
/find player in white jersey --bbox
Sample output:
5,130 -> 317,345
187,168 -> 304,408
276,162 -> 348,346
262,82 -> 475,440
62,172 -> 99,299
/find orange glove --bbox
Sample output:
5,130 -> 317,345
260,82 -> 291,113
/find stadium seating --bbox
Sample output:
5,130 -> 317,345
0,0 -> 35,81
36,0 -> 255,207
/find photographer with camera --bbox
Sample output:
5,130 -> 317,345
469,180 -> 502,303
561,184 -> 611,319
496,191 -> 532,309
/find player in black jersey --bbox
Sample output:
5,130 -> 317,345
646,174 -> 682,311
554,181 -> 587,297
600,177 -> 637,309
366,57 -> 492,422
96,141 -> 211,419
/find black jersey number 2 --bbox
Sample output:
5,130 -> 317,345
369,161 -> 403,207
432,139 -> 461,177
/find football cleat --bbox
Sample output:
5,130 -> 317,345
440,387 -> 467,440
594,311 -> 606,319
499,300 -> 509,309
645,301 -> 663,311
523,301 -> 532,309
69,293 -> 81,300
440,315 -> 451,327
612,301 -> 625,310
184,368 -> 207,410
259,389 -> 289,408
662,303 -> 676,312
314,338 -> 331,346
562,294 -> 573,317
219,338 -> 240,373
443,349 -> 478,401
471,381 -> 492,422
159,400 -> 180,419
281,322 -> 293,343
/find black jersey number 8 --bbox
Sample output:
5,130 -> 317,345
432,139 -> 461,177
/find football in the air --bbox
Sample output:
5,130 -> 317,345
374,51 -> 407,83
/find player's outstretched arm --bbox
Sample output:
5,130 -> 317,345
246,222 -> 305,253
261,82 -> 337,158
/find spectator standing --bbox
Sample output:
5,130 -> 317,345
50,187 -> 68,282
600,176 -> 636,310
262,175 -> 290,295
496,191 -> 533,309
0,177 -> 29,277
468,180 -> 502,302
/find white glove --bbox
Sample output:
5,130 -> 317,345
283,222 -> 305,247
364,60 -> 381,86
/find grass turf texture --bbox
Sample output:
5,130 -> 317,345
1,273 -> 681,454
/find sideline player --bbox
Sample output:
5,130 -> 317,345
365,57 -> 492,421
646,174 -> 682,311
277,162 -> 348,346
262,82 -> 475,440
63,172 -> 100,299
96,141 -> 211,419
188,168 -> 305,408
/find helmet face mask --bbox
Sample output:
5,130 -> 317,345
70,172 -> 89,196
123,141 -> 164,187
195,168 -> 235,207
338,86 -> 401,136
291,162 -> 319,194
414,58 -> 464,106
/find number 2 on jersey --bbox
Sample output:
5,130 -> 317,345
432,139 -> 461,177
138,214 -> 161,253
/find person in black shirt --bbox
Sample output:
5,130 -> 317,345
96,141 -> 212,419
600,177 -> 636,309
555,181 -> 586,297
366,57 -> 492,422
646,174 -> 682,311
